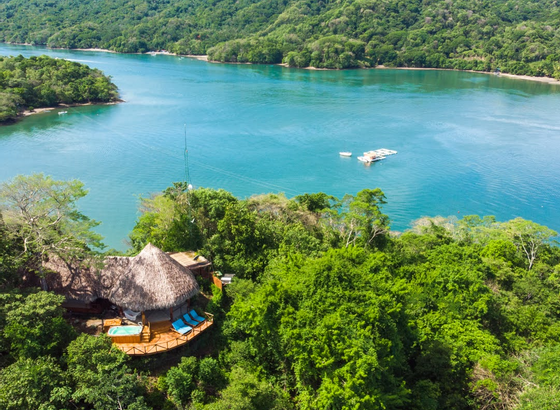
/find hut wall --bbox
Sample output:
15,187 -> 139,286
62,298 -> 109,314
191,265 -> 212,279
109,334 -> 141,343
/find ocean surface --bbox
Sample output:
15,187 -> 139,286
1,44 -> 559,250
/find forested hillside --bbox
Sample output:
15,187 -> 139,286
0,55 -> 119,122
1,0 -> 560,75
1,176 -> 559,409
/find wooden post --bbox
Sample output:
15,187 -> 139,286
141,311 -> 146,325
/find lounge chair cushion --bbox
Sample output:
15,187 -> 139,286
172,319 -> 192,335
182,314 -> 199,327
188,310 -> 206,323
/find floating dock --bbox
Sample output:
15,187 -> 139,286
357,148 -> 397,164
363,148 -> 397,157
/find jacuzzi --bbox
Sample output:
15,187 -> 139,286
107,325 -> 143,343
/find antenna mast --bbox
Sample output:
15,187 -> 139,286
183,123 -> 195,244
184,123 -> 191,187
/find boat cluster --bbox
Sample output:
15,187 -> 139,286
339,149 -> 398,163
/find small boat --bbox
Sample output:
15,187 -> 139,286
358,155 -> 385,163
58,111 -> 68,115
339,151 -> 352,157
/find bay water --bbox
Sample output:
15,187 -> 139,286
1,44 -> 559,250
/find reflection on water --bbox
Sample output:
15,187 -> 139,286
1,44 -> 560,250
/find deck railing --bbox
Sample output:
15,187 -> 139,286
117,312 -> 214,356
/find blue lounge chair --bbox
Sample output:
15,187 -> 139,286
182,313 -> 199,327
172,318 -> 192,335
188,309 -> 206,324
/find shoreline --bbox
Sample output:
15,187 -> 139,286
3,43 -> 559,85
183,54 -> 208,61
74,48 -> 117,53
208,57 -> 560,85
375,65 -> 560,85
20,100 -> 123,118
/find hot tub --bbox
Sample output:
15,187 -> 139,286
107,325 -> 143,343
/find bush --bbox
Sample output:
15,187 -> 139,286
3,291 -> 76,360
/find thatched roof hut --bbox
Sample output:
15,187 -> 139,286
44,255 -> 131,303
108,243 -> 200,311
44,243 -> 199,312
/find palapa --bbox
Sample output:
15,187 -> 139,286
44,243 -> 199,311
108,243 -> 200,311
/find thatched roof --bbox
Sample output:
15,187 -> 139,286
44,243 -> 199,311
108,243 -> 200,311
44,255 -> 131,303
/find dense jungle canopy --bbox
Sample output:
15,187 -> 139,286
1,175 -> 559,409
0,0 -> 559,75
0,54 -> 119,122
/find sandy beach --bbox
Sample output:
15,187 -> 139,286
493,72 -> 560,84
21,100 -> 123,117
375,65 -> 560,85
183,54 -> 208,61
22,107 -> 55,116
74,48 -> 116,53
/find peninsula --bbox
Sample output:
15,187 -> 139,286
0,54 -> 119,123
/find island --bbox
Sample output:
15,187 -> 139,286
0,54 -> 119,123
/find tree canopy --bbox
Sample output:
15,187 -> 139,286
1,177 -> 560,409
0,173 -> 104,288
1,0 -> 560,76
0,54 -> 119,122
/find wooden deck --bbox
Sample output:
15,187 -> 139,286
113,315 -> 214,356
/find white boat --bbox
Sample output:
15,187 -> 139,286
339,151 -> 352,157
58,111 -> 68,115
358,155 -> 385,163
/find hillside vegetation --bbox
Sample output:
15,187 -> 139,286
2,176 -> 560,409
1,0 -> 560,76
0,54 -> 119,122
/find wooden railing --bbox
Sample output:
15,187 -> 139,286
117,312 -> 214,356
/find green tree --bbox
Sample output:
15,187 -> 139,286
0,214 -> 23,290
0,173 -> 104,288
336,188 -> 389,248
161,356 -> 199,407
205,367 -> 292,410
294,192 -> 334,214
226,247 -> 411,409
65,333 -> 149,410
0,356 -> 69,410
502,218 -> 558,270
3,291 -> 76,360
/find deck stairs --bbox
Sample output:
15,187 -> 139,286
140,325 -> 151,343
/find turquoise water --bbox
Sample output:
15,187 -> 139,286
1,44 -> 560,250
108,325 -> 142,336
